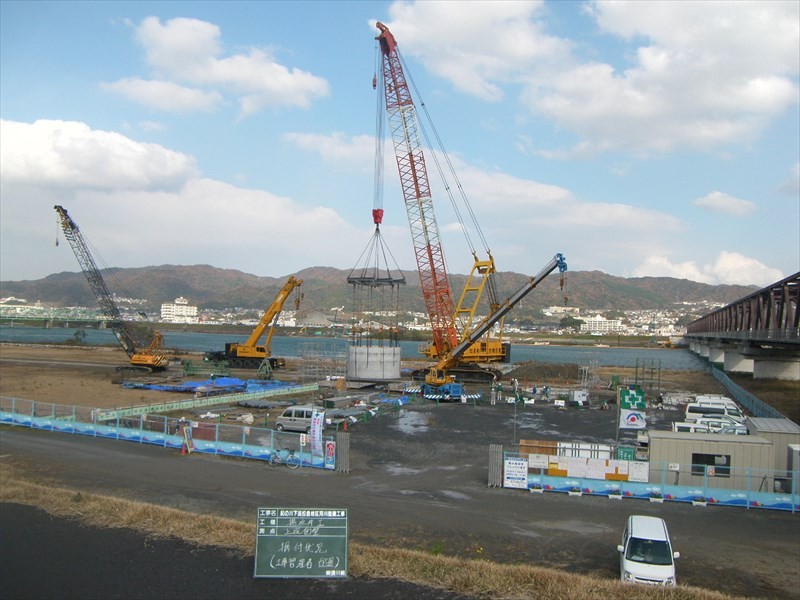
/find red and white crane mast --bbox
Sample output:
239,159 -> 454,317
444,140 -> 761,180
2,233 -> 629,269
375,21 -> 459,357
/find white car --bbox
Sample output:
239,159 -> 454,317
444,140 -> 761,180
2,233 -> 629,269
618,515 -> 679,586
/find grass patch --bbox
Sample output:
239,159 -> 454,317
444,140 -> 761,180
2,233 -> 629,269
0,460 -> 742,600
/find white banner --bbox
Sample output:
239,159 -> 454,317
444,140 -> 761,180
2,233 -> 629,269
311,408 -> 325,456
619,409 -> 647,429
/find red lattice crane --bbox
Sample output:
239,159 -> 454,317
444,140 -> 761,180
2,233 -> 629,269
374,23 -> 567,395
375,21 -> 459,358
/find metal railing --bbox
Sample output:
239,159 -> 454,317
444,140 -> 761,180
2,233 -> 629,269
710,366 -> 786,419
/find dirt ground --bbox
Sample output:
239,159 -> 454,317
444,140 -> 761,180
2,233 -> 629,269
2,343 -> 800,598
1,344 -> 797,425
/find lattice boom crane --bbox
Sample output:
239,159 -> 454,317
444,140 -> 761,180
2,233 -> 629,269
375,21 -> 460,358
54,205 -> 169,372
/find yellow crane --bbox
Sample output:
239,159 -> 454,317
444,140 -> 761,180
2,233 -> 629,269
205,276 -> 303,368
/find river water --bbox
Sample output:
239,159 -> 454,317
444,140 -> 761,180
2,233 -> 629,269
0,326 -> 707,371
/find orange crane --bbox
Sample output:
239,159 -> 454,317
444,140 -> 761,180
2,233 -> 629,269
54,205 -> 170,372
374,22 -> 567,395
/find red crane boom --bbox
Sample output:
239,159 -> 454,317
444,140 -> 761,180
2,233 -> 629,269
375,21 -> 459,357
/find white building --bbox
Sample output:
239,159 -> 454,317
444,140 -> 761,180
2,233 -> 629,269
580,314 -> 623,333
161,297 -> 198,324
544,305 -> 580,316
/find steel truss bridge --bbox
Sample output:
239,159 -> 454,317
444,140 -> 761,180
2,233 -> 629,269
685,272 -> 799,380
686,272 -> 799,345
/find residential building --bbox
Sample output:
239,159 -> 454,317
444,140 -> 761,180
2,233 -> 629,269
161,297 -> 198,324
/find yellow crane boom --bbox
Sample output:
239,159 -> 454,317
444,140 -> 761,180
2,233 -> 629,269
207,276 -> 303,369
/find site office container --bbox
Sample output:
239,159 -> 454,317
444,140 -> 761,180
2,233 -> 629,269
746,417 -> 800,491
646,430 -> 774,490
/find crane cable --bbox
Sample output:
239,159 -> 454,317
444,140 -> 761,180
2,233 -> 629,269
398,50 -> 492,260
55,212 -> 149,322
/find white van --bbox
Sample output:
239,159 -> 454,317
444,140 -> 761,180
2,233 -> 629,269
672,421 -> 711,433
618,515 -> 679,587
695,395 -> 735,406
275,405 -> 315,433
685,403 -> 745,423
695,396 -> 741,411
692,415 -> 745,433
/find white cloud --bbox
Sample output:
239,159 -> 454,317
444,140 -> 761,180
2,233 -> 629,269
0,120 -> 368,282
387,0 -> 799,155
383,1 -> 570,101
104,16 -> 330,117
633,251 -> 784,286
100,78 -> 222,112
283,132 -> 374,166
0,119 -> 197,191
693,191 -> 756,216
138,120 -> 165,132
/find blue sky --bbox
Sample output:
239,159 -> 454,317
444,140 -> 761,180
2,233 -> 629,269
1,0 -> 798,288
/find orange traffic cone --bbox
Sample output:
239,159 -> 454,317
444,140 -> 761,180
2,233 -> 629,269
181,443 -> 187,455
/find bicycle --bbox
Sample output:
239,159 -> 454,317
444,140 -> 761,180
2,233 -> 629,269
268,447 -> 301,469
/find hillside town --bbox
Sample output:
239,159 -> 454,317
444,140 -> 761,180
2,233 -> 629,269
0,295 -> 725,339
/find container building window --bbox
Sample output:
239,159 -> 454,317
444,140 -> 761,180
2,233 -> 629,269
691,453 -> 731,477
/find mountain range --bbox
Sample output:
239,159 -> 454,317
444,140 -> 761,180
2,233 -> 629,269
0,264 -> 757,321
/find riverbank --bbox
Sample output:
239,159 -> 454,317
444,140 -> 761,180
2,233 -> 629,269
1,343 -> 796,423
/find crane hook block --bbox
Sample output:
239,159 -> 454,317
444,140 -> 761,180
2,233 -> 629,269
372,208 -> 384,225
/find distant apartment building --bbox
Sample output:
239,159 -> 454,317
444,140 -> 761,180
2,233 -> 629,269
580,314 -> 623,333
161,297 -> 198,324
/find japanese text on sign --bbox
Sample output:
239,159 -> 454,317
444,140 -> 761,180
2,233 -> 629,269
254,507 -> 348,578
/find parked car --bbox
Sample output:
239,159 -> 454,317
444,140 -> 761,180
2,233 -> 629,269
618,515 -> 679,586
672,421 -> 711,433
718,424 -> 749,435
275,405 -> 314,433
685,402 -> 745,423
692,415 -> 746,432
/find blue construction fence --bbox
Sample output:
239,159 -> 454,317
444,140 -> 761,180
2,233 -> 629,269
0,396 -> 336,469
503,453 -> 799,513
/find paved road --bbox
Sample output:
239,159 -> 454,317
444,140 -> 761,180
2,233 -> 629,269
1,401 -> 798,598
0,503 -> 471,600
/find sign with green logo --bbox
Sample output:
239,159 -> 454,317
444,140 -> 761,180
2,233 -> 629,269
616,446 -> 636,461
254,508 -> 348,578
619,387 -> 646,410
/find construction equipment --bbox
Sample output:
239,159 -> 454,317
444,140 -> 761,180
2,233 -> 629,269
205,276 -> 303,368
422,254 -> 567,398
54,205 -> 170,372
374,22 -> 566,394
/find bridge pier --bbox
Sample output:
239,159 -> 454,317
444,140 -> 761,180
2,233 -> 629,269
753,359 -> 800,380
741,346 -> 800,381
690,340 -> 710,358
688,340 -> 799,381
723,351 -> 754,375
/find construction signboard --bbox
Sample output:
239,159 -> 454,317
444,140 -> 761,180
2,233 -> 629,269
254,507 -> 348,579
